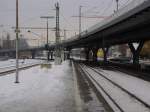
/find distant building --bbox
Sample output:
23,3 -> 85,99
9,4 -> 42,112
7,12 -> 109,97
1,34 -> 29,50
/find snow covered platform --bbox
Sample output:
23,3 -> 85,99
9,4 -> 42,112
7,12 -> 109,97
0,61 -> 105,112
0,61 -> 76,112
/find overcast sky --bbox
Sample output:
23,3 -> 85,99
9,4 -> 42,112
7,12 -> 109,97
0,0 -> 132,45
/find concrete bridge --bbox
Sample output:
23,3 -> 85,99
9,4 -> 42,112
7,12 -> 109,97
0,0 -> 150,64
48,0 -> 150,65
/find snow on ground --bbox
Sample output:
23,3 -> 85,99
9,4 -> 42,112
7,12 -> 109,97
83,66 -> 150,112
0,61 -> 76,112
86,67 -> 150,112
0,59 -> 43,74
95,68 -> 150,106
140,60 -> 150,65
0,59 -> 41,68
73,63 -> 106,112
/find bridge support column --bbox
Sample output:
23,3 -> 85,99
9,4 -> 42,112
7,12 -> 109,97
68,50 -> 71,60
50,51 -> 53,60
47,51 -> 50,61
12,52 -> 16,58
64,51 -> 68,61
128,41 -> 145,65
63,51 -> 65,61
31,51 -> 35,59
102,47 -> 109,64
65,52 -> 67,60
85,48 -> 90,62
92,47 -> 99,63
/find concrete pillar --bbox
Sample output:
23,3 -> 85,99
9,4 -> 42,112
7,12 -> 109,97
47,51 -> 50,61
128,41 -> 145,65
64,51 -> 68,61
85,48 -> 90,62
92,47 -> 99,62
31,51 -> 35,59
67,50 -> 71,59
64,52 -> 66,60
102,47 -> 109,64
50,51 -> 53,60
10,52 -> 16,58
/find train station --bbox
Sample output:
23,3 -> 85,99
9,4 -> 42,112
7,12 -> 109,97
0,0 -> 150,112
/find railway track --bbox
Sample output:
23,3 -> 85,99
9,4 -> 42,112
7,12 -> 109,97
104,65 -> 150,82
0,62 -> 42,76
77,63 -> 150,112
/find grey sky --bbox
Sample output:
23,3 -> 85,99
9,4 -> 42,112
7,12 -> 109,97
0,0 -> 132,45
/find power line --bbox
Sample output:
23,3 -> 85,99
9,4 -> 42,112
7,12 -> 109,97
21,10 -> 51,25
12,26 -> 55,30
81,6 -> 98,15
116,0 -> 119,11
101,0 -> 114,16
60,11 -> 77,32
119,0 -> 132,8
72,15 -> 110,19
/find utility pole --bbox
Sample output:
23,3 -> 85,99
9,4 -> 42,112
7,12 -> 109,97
15,0 -> 19,83
75,32 -> 77,36
79,6 -> 83,37
40,16 -> 54,61
64,29 -> 66,40
0,25 -> 3,47
113,0 -> 119,56
40,16 -> 54,45
72,6 -> 108,36
55,2 -> 60,43
116,0 -> 119,11
55,2 -> 62,65
47,18 -> 48,44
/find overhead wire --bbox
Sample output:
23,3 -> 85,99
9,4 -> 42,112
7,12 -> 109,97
81,6 -> 98,15
100,0 -> 114,16
119,0 -> 133,8
60,11 -> 78,32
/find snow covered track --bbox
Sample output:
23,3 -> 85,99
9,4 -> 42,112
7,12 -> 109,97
0,60 -> 42,76
78,63 -> 150,112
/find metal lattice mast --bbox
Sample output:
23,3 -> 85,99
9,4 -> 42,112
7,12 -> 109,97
55,2 -> 62,65
116,0 -> 119,11
79,6 -> 82,37
55,2 -> 60,43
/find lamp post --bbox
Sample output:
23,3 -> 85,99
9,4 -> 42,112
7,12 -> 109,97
40,16 -> 54,61
40,16 -> 54,45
